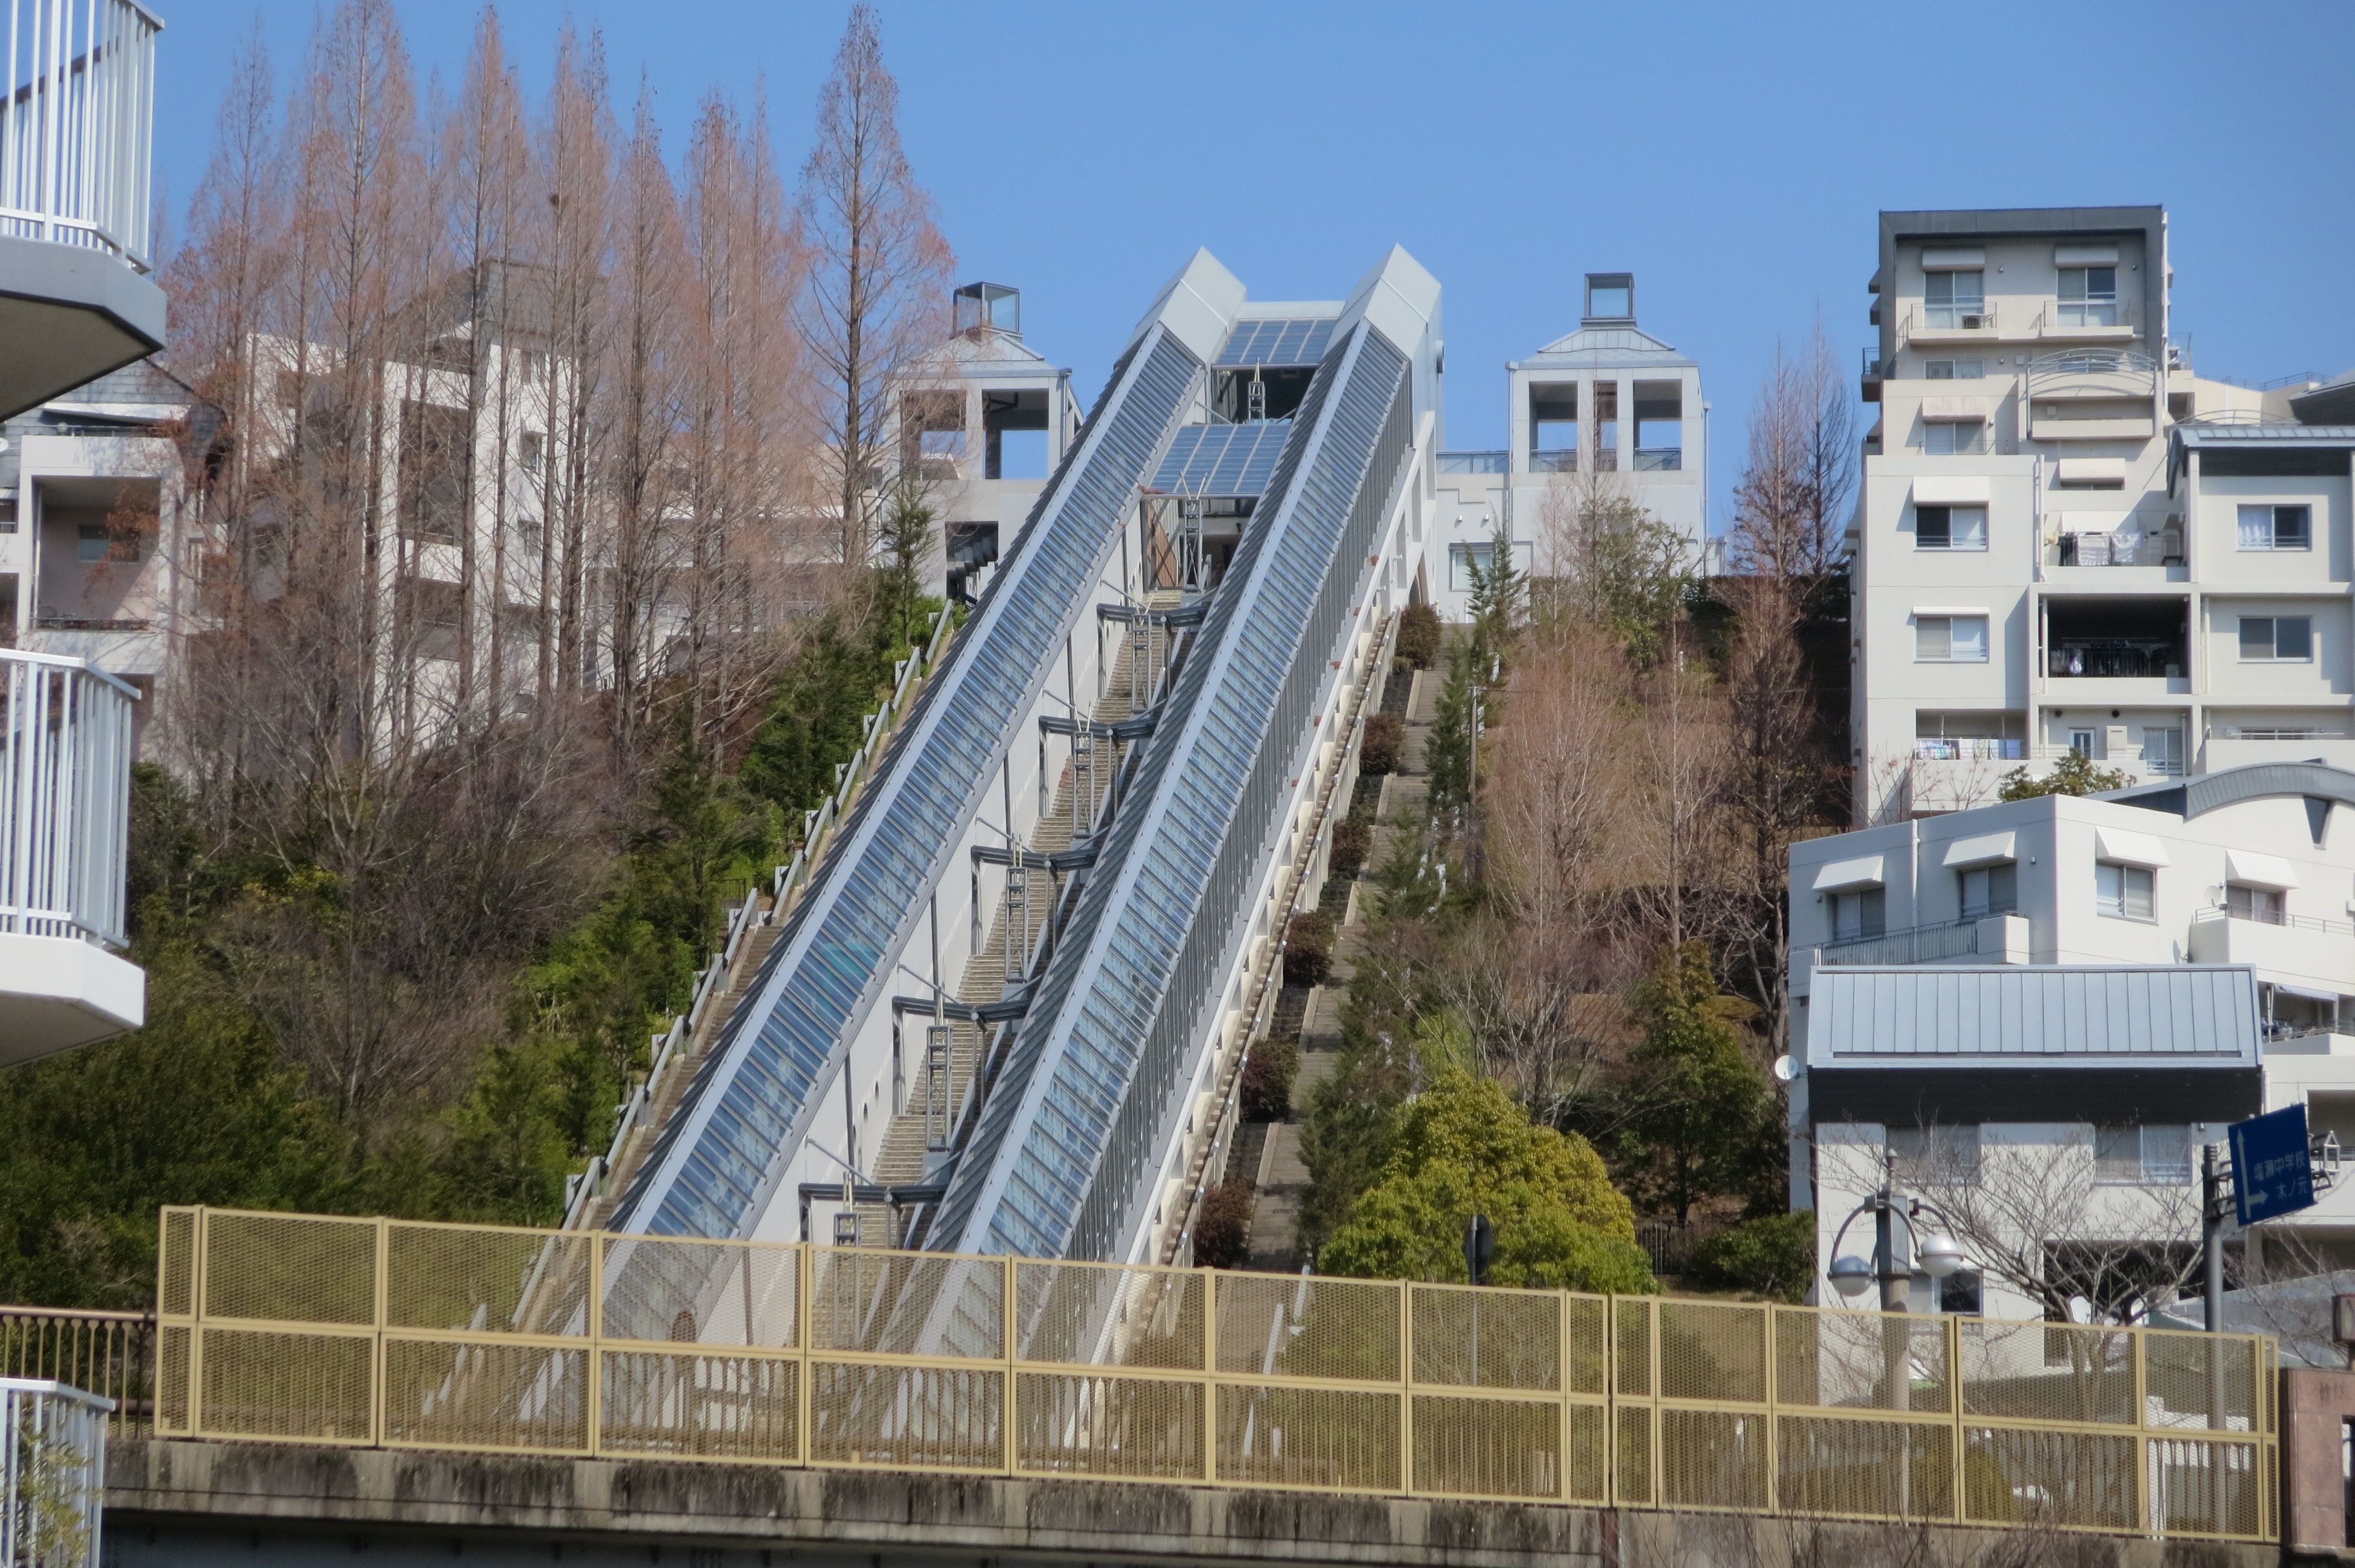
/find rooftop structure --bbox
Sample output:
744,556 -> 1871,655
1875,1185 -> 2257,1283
1432,271 -> 1706,617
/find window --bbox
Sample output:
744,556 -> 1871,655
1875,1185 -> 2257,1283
2095,861 -> 2155,921
2227,883 -> 2286,924
1829,888 -> 1885,942
1916,505 -> 1988,550
1938,1271 -> 1983,1314
1923,360 -> 1986,380
0,496 -> 15,534
2239,615 -> 2314,662
1923,420 -> 1990,456
2238,504 -> 2312,551
77,523 -> 108,563
1889,1124 -> 1981,1184
1958,862 -> 2018,919
519,431 -> 544,476
2057,266 -> 2119,327
1916,614 -> 1989,663
1924,270 -> 1986,328
1450,542 -> 1492,592
2068,727 -> 2097,756
2095,1124 -> 2191,1185
2142,726 -> 2184,775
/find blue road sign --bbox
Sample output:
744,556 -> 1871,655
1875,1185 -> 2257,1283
2230,1104 -> 2316,1226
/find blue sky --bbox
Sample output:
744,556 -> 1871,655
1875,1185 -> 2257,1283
160,1 -> 2355,534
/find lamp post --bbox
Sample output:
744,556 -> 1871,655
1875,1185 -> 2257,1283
1826,1150 -> 1970,1408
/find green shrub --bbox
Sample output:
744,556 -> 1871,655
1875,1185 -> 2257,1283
1193,1181 -> 1255,1269
1395,603 -> 1441,670
1329,817 -> 1371,879
1241,1035 -> 1301,1122
1685,1211 -> 1816,1302
1359,712 -> 1404,775
1283,910 -> 1336,986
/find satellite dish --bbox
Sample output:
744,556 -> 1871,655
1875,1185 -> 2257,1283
1773,1055 -> 1797,1083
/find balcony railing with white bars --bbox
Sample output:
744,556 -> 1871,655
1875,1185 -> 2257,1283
1,647 -> 136,948
1,0 -> 160,270
0,1378 -> 112,1568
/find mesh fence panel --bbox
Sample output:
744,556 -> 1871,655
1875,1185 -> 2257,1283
1016,1261 -> 1204,1371
2150,1438 -> 2261,1539
382,1338 -> 588,1451
1959,1321 -> 2134,1425
602,1237 -> 800,1349
1565,1295 -> 1608,1396
1659,1408 -> 1769,1510
1961,1426 -> 2137,1530
160,1208 -> 195,1317
1215,1384 -> 1400,1492
1563,1401 -> 1609,1503
1410,1393 -> 1563,1499
197,1326 -> 373,1441
810,1250 -> 1003,1359
2142,1329 -> 2258,1431
1213,1274 -> 1398,1383
155,1324 -> 191,1435
1777,1307 -> 1952,1413
204,1213 -> 376,1326
1015,1371 -> 1204,1480
1411,1286 -> 1558,1392
1659,1301 -> 1768,1405
1776,1414 -> 1955,1520
809,1361 -> 1003,1469
1616,1405 -> 1654,1505
385,1224 -> 592,1338
600,1349 -> 798,1461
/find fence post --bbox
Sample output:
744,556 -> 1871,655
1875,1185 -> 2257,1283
1202,1271 -> 1217,1485
586,1232 -> 603,1459
1001,1255 -> 1017,1477
797,1243 -> 812,1469
371,1217 -> 389,1447
1762,1304 -> 1777,1514
1398,1281 -> 1413,1496
1558,1291 -> 1574,1503
1948,1314 -> 1966,1524
187,1207 -> 208,1439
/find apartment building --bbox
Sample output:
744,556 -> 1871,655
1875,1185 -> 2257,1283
1432,271 -> 1706,617
1852,206 -> 2355,822
1787,761 -> 2355,1318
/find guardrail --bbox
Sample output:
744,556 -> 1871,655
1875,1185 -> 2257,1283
1,647 -> 138,948
147,1205 -> 2277,1542
1436,450 -> 1508,475
2194,905 -> 2355,940
1,1377 -> 112,1567
0,0 -> 160,270
0,1306 -> 150,1434
1816,918 -> 1983,968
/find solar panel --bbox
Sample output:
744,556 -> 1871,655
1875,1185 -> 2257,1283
1213,317 -> 1335,368
1149,420 -> 1293,496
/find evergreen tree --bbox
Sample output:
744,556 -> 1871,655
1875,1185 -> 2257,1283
1615,942 -> 1780,1225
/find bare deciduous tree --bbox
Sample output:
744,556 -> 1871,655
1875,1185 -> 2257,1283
793,2 -> 954,569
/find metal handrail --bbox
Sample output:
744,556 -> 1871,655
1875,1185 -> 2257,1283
2194,905 -> 2355,940
1,646 -> 137,948
1814,916 -> 1986,966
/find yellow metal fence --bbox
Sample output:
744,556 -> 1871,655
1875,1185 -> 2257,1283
152,1207 -> 2277,1542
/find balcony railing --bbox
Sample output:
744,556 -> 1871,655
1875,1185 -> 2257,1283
1632,447 -> 1681,471
2051,528 -> 2180,568
1437,449 -> 1508,474
2047,640 -> 2182,680
0,0 -> 161,270
1817,916 -> 1983,966
1527,447 -> 1575,473
2194,905 -> 2355,940
1912,738 -> 2024,761
1919,300 -> 1994,331
1,647 -> 136,947
0,1377 -> 112,1567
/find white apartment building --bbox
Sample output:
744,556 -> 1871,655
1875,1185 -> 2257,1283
1432,271 -> 1706,618
1788,762 -> 2355,1319
1851,205 -> 2355,822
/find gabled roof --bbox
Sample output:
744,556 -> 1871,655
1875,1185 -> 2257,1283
1805,965 -> 2261,1070
934,326 -> 1063,377
1524,323 -> 1694,371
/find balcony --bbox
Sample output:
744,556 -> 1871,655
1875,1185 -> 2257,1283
1437,450 -> 1508,475
1860,348 -> 1885,402
2046,639 -> 2181,680
2048,525 -> 2181,570
1527,448 -> 1575,474
1633,447 -> 1682,472
1813,912 -> 2028,968
0,0 -> 167,420
1901,300 -> 1999,346
2189,908 -> 2355,997
2035,300 -> 2137,341
1,647 -> 144,1064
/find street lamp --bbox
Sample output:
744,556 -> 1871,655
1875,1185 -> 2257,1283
1826,1148 -> 1970,1314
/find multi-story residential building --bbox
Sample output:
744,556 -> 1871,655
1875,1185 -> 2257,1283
1851,205 -> 2355,822
1787,760 -> 2355,1318
1433,271 -> 1706,617
2,0 -> 162,1057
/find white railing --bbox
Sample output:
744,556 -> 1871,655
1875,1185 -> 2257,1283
1,1378 -> 112,1568
1,0 -> 160,270
1,648 -> 136,948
